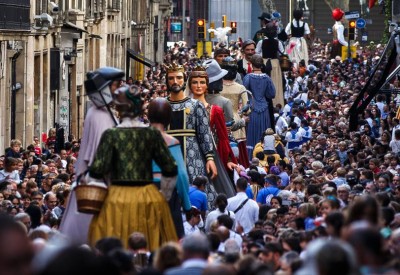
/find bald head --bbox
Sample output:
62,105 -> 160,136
216,226 -> 230,242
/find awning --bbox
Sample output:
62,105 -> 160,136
63,22 -> 89,33
127,48 -> 155,68
89,34 -> 102,39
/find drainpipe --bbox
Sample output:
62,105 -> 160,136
11,50 -> 21,140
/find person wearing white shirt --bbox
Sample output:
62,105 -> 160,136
183,207 -> 202,236
285,9 -> 310,66
392,118 -> 400,141
245,158 -> 267,175
286,122 -> 303,150
390,129 -> 400,154
204,194 -> 235,233
298,119 -> 312,145
227,178 -> 259,234
275,112 -> 288,137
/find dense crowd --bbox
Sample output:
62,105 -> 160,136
1,16 -> 400,275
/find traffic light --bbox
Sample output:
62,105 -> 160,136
197,19 -> 206,40
348,20 -> 356,40
230,21 -> 237,33
210,21 -> 215,39
222,15 -> 227,28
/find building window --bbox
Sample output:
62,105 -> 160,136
0,0 -> 30,31
111,0 -> 120,10
35,0 -> 46,15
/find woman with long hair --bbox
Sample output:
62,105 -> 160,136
187,61 -> 237,203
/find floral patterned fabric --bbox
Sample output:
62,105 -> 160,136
89,127 -> 177,181
167,97 -> 214,183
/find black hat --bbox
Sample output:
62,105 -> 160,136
258,12 -> 272,22
85,67 -> 124,95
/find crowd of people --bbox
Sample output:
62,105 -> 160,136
1,8 -> 400,275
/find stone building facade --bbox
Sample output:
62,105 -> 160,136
0,0 -> 172,153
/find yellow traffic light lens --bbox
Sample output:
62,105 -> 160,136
198,20 -> 204,26
349,21 -> 356,28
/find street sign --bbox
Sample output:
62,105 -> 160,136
356,18 -> 366,29
345,11 -> 360,20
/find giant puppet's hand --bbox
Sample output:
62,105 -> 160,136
206,160 -> 218,179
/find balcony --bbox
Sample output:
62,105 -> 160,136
0,0 -> 30,31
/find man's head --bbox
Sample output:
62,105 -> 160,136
192,176 -> 208,191
42,172 -> 57,192
14,213 -> 31,232
214,47 -> 230,64
337,184 -> 351,202
128,232 -> 147,252
236,177 -> 248,192
165,63 -> 186,93
44,192 -> 58,210
258,242 -> 283,270
181,233 -> 210,260
241,39 -> 256,62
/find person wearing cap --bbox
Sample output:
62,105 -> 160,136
88,84 -> 178,250
221,56 -> 251,167
59,67 -> 124,245
285,9 -> 310,66
187,62 -> 237,199
237,39 -> 257,78
256,174 -> 281,206
253,12 -> 273,44
243,54 -> 276,157
203,59 -> 235,128
330,8 -> 348,59
165,63 -> 217,185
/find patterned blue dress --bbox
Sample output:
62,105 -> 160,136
243,73 -> 276,157
166,97 -> 214,183
167,97 -> 218,209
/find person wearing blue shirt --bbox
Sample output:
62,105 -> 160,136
278,160 -> 290,187
256,175 -> 281,206
246,184 -> 254,199
189,176 -> 208,220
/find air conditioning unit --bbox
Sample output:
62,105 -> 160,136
33,13 -> 53,31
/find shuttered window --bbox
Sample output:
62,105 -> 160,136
0,0 -> 30,31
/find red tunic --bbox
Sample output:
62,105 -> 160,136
209,105 -> 238,170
